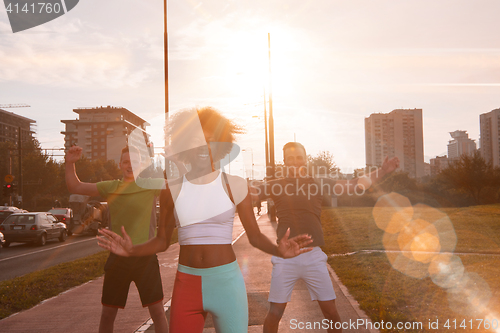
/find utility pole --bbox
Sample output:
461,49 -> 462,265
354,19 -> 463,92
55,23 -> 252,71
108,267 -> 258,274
242,148 -> 254,180
163,0 -> 171,178
164,0 -> 169,116
0,104 -> 30,207
268,33 -> 275,179
264,86 -> 269,173
8,150 -> 12,206
8,150 -> 12,178
18,127 -> 22,208
267,33 -> 276,222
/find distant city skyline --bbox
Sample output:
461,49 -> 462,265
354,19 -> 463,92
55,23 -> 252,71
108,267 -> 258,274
365,108 -> 424,178
447,130 -> 476,160
0,107 -> 35,145
1,0 -> 500,175
61,106 -> 152,165
480,108 -> 500,167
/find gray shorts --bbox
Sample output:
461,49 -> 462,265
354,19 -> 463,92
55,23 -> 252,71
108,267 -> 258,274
268,247 -> 336,303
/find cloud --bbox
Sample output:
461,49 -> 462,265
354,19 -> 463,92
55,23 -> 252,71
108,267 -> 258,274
0,17 -> 161,88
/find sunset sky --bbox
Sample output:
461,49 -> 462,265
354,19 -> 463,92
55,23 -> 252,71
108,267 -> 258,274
1,0 -> 500,177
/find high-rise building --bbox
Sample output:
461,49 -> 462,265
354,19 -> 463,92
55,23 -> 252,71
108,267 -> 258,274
0,108 -> 36,145
365,108 -> 424,178
424,162 -> 431,177
429,155 -> 450,176
61,106 -> 153,164
447,130 -> 476,160
479,108 -> 500,167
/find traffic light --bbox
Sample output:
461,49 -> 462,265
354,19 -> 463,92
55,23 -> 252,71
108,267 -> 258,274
3,183 -> 13,197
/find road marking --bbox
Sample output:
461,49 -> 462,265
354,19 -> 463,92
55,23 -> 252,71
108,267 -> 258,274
329,249 -> 500,257
0,238 -> 98,263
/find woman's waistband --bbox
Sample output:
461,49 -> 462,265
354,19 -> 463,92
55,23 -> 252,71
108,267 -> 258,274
177,260 -> 240,276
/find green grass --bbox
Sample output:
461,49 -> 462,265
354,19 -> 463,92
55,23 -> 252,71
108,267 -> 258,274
0,251 -> 109,320
0,229 -> 179,320
321,204 -> 500,332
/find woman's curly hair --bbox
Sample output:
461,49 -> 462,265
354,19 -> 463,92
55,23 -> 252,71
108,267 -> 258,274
166,106 -> 244,163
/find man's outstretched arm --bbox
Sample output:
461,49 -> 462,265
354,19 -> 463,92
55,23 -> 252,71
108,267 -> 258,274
250,181 -> 271,203
332,156 -> 400,193
65,146 -> 100,196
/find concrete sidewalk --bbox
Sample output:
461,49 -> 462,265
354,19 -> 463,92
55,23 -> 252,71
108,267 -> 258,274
1,208 -> 377,333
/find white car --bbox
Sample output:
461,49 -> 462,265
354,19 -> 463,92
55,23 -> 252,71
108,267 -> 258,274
0,206 -> 25,224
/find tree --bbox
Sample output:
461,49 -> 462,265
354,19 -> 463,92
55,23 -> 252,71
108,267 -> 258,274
307,151 -> 340,178
21,138 -> 60,210
377,171 -> 418,193
91,159 -> 122,182
21,139 -> 122,210
439,151 -> 500,205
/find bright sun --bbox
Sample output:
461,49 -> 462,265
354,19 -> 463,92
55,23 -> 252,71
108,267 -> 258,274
222,26 -> 298,105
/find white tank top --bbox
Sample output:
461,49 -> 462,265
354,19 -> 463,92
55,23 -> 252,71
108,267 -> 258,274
174,171 -> 235,245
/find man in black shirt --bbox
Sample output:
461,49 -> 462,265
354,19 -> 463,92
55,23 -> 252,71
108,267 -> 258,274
256,142 -> 399,333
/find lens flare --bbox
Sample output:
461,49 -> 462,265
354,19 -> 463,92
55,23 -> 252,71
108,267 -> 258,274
410,233 -> 441,263
428,254 -> 465,289
397,219 -> 440,263
372,193 -> 493,317
413,204 -> 457,253
447,272 -> 492,316
373,192 -> 413,234
241,255 -> 249,276
390,252 -> 431,279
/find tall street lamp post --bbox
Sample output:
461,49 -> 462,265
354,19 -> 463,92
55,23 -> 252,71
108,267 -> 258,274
242,148 -> 254,180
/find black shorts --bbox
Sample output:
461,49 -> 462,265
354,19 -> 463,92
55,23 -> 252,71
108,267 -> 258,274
101,253 -> 164,308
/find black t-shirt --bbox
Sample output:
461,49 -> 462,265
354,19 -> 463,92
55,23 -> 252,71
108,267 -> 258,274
258,177 -> 336,247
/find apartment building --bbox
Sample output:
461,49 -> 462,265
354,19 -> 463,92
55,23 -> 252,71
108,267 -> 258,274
61,106 -> 152,164
479,108 -> 500,167
429,155 -> 450,176
365,108 -> 424,178
0,108 -> 35,145
447,130 -> 476,160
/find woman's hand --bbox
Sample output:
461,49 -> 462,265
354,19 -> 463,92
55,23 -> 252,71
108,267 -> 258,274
98,226 -> 134,257
277,228 -> 313,258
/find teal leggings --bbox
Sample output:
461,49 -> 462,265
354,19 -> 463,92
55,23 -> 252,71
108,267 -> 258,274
170,261 -> 248,333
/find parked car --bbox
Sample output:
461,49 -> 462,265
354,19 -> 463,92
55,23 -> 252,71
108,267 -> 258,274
0,212 -> 67,247
68,195 -> 108,235
0,206 -> 25,223
48,208 -> 73,231
0,231 -> 4,248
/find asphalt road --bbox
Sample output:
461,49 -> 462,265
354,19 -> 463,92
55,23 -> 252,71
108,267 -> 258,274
0,234 -> 105,281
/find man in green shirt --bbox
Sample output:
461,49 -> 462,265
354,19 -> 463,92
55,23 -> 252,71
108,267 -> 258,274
65,145 -> 168,333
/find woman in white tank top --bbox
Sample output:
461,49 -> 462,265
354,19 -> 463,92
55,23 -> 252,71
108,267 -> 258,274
98,106 -> 312,333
